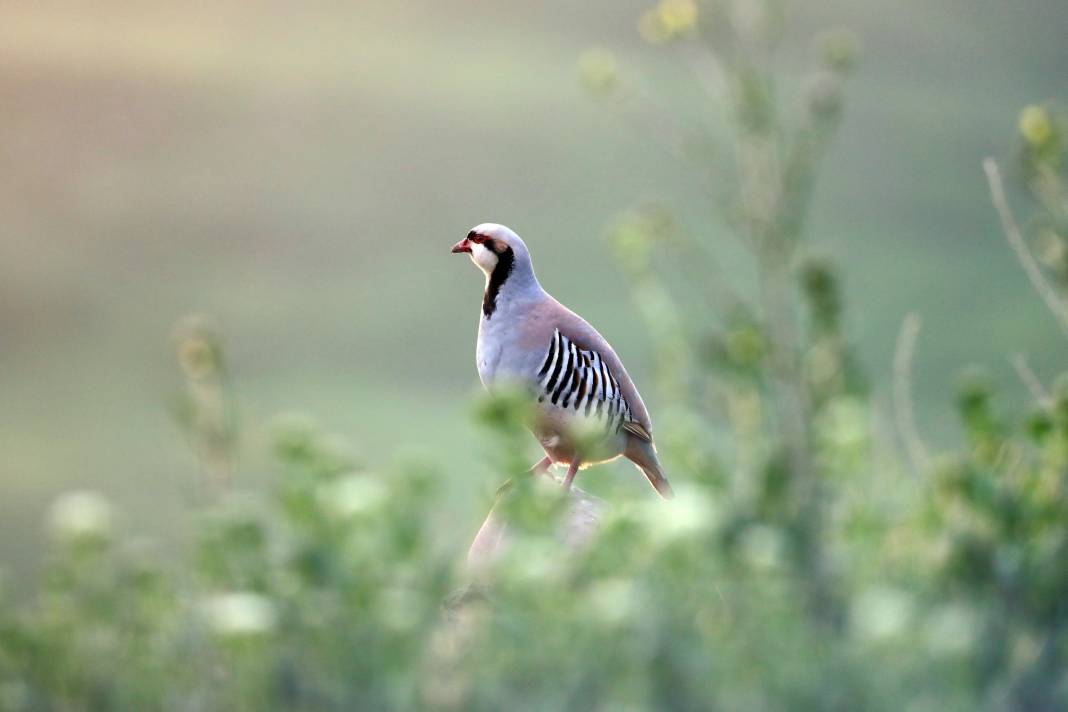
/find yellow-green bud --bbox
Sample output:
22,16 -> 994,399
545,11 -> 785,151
577,48 -> 619,98
658,0 -> 698,35
639,0 -> 698,44
1019,105 -> 1053,148
1034,228 -> 1066,269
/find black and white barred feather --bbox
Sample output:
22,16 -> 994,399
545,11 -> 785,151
535,329 -> 633,433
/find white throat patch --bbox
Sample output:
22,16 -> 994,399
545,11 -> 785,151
470,242 -> 499,275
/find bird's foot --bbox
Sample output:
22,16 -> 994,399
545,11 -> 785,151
562,461 -> 579,491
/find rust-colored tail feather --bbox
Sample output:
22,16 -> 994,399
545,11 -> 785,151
640,462 -> 675,499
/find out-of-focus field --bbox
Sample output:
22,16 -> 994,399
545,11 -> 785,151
1,0 -> 1066,577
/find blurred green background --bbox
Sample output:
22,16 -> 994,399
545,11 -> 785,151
2,0 -> 1067,578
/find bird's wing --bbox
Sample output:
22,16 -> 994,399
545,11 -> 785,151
531,311 -> 653,441
550,302 -> 652,432
621,420 -> 653,442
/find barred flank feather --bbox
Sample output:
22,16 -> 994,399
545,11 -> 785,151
537,329 -> 634,434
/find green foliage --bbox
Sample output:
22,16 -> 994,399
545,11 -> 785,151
1,2 -> 1066,710
922,134 -> 1068,706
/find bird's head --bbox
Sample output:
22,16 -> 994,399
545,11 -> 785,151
451,223 -> 531,277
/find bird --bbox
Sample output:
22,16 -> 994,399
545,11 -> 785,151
451,223 -> 674,499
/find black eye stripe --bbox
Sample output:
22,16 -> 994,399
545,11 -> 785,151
467,232 -> 511,254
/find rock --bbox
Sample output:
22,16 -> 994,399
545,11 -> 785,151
466,476 -> 606,574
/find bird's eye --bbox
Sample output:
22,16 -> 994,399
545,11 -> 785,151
467,231 -> 486,244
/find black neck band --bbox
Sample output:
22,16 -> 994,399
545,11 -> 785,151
483,247 -> 515,318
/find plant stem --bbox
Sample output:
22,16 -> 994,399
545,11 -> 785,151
984,158 -> 1068,340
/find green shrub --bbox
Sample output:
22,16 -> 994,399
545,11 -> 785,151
2,2 -> 1067,710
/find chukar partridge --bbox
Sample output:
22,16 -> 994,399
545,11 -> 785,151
451,223 -> 674,499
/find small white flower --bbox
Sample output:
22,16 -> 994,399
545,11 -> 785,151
47,490 -> 113,541
586,578 -> 639,624
819,397 -> 869,452
318,473 -> 387,519
637,483 -> 717,542
853,586 -> 912,641
200,591 -> 277,637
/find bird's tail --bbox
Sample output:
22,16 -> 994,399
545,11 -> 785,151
624,439 -> 675,499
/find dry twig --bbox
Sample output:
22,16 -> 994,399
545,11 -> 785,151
1011,353 -> 1054,410
892,313 -> 930,475
983,158 -> 1068,340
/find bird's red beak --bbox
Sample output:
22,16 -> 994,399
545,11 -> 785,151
451,238 -> 472,254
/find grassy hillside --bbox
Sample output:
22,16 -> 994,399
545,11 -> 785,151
1,0 -> 1067,577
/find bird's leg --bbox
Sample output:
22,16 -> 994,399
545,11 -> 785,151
496,456 -> 554,497
562,460 -> 580,491
530,455 -> 552,477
